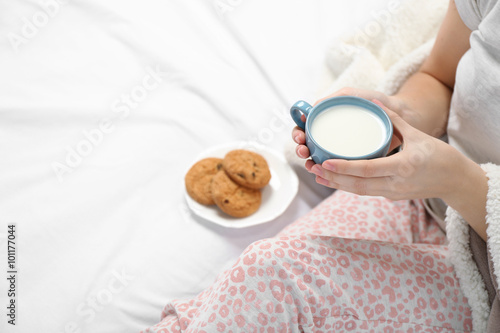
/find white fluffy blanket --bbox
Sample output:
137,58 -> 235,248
317,0 -> 447,98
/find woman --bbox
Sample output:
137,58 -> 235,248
145,0 -> 500,331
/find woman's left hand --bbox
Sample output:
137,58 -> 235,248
307,100 -> 466,201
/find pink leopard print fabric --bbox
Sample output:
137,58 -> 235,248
143,191 -> 472,332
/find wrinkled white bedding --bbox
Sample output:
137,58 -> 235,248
0,0 -> 390,331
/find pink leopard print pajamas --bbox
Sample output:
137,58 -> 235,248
144,191 -> 472,332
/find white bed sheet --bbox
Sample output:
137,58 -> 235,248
0,0 -> 390,332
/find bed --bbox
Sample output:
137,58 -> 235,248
0,0 -> 392,332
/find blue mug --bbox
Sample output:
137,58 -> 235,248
290,96 -> 393,164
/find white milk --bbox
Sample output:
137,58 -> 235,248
310,105 -> 386,157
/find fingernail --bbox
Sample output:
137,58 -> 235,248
372,99 -> 385,108
322,161 -> 336,172
316,176 -> 329,186
295,145 -> 302,157
294,135 -> 300,143
295,146 -> 300,157
311,165 -> 323,177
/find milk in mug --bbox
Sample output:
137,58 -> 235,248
310,105 -> 387,157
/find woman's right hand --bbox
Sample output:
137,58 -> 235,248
292,114 -> 310,159
292,87 -> 410,160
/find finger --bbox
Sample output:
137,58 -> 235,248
305,159 -> 315,171
314,173 -> 392,197
388,133 -> 402,153
292,126 -> 306,144
296,145 -> 310,159
372,99 -> 414,139
315,175 -> 339,189
313,88 -> 361,106
314,88 -> 390,107
321,156 -> 398,178
372,99 -> 409,153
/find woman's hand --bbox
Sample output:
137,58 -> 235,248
304,100 -> 469,202
292,87 -> 411,160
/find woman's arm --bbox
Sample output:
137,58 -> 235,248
303,0 -> 472,137
294,0 -> 489,240
385,0 -> 489,240
296,0 -> 471,158
394,0 -> 472,137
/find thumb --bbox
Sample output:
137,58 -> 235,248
372,99 -> 414,138
372,99 -> 415,152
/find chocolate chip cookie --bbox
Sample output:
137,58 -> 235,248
185,158 -> 223,205
222,150 -> 271,189
211,170 -> 262,217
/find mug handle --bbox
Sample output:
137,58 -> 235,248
290,100 -> 313,130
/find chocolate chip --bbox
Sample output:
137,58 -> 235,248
237,173 -> 245,179
224,199 -> 229,204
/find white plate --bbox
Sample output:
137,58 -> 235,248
185,141 -> 299,228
